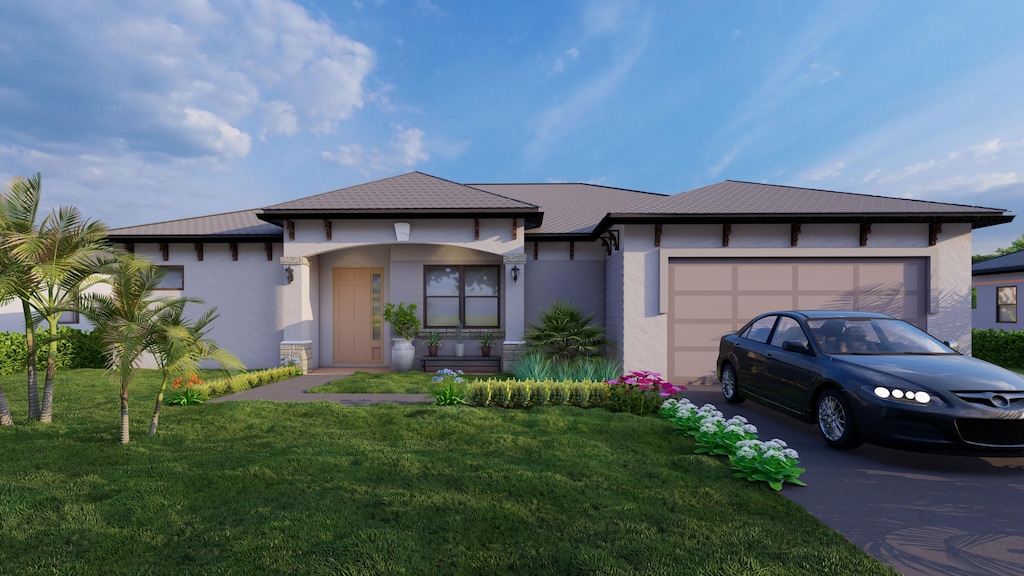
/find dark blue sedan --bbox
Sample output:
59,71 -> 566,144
716,310 -> 1024,452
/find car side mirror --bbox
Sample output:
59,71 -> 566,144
782,340 -> 811,354
943,339 -> 959,352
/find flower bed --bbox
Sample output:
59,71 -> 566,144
661,398 -> 806,491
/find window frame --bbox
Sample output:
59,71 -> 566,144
154,265 -> 185,290
997,285 -> 1017,323
423,264 -> 501,329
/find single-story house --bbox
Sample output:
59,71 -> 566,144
4,172 -> 1012,384
972,250 -> 1024,330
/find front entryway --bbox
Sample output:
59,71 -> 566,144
333,267 -> 384,364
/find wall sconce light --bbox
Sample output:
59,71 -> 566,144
511,265 -> 520,283
394,222 -> 411,242
285,266 -> 294,284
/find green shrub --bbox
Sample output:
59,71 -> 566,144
972,329 -> 1024,369
524,300 -> 607,361
462,379 -> 610,409
0,327 -> 108,376
196,366 -> 298,398
511,351 -> 553,381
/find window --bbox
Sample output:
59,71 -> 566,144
155,266 -> 184,290
769,316 -> 808,350
58,311 -> 79,325
741,316 -> 776,344
997,286 -> 1017,323
424,265 -> 500,328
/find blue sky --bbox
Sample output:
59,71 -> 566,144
1,0 -> 1022,254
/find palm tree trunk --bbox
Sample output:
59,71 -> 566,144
0,385 -> 13,426
149,376 -> 169,437
120,388 -> 130,444
23,302 -> 40,421
39,322 -> 58,424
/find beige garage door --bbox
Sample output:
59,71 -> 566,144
667,257 -> 927,384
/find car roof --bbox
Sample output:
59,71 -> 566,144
772,310 -> 895,320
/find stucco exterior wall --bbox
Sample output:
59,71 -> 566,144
135,242 -> 286,369
524,240 -> 606,328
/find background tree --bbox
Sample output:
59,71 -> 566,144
973,232 -> 1024,263
0,174 -> 44,421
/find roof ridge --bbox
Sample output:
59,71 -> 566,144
471,181 -> 669,198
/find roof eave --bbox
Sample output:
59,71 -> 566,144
106,233 -> 282,244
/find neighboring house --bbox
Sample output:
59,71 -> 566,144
2,172 -> 1011,384
972,250 -> 1024,331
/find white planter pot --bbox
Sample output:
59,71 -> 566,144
454,342 -> 465,357
391,338 -> 416,372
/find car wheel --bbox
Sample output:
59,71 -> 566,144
816,389 -> 862,449
720,364 -> 744,404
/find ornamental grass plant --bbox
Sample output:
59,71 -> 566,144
0,369 -> 894,576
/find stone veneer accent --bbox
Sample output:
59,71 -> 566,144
280,340 -> 314,374
501,340 -> 526,372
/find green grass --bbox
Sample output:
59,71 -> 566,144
0,369 -> 896,575
308,370 -> 510,394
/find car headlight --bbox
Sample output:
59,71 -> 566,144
864,385 -> 946,407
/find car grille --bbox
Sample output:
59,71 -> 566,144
956,419 -> 1024,447
954,391 -> 1024,409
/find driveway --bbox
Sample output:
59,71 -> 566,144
683,385 -> 1024,576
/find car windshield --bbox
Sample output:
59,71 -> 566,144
806,317 -> 954,355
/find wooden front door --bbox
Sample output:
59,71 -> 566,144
333,268 -> 384,365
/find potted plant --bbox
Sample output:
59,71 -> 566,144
479,332 -> 494,356
383,302 -> 420,372
426,331 -> 442,357
454,320 -> 465,357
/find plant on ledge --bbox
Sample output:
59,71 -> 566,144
383,302 -> 420,340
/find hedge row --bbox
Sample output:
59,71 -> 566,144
464,379 -> 611,408
193,366 -> 302,398
0,328 -> 108,376
972,329 -> 1024,369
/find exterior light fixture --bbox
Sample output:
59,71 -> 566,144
285,266 -> 294,284
511,265 -> 520,283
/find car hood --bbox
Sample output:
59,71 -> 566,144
832,354 -> 1024,392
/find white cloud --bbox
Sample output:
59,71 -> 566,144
322,125 -> 430,173
550,48 -> 580,74
182,108 -> 252,158
798,161 -> 845,181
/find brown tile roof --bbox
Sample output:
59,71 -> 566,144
468,182 -> 663,235
263,172 -> 538,214
107,209 -> 280,241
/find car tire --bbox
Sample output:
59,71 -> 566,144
720,364 -> 745,404
816,389 -> 862,449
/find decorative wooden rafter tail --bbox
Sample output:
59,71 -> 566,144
474,218 -> 479,240
323,219 -> 332,241
860,223 -> 872,247
265,242 -> 273,261
654,223 -> 662,247
722,223 -> 732,247
929,223 -> 942,246
512,217 -> 517,240
159,243 -> 169,261
569,240 -> 575,260
194,242 -> 204,261
533,241 -> 538,259
285,219 -> 295,241
790,223 -> 802,247
229,242 -> 238,261
124,243 -> 134,253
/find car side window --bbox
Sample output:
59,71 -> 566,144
769,317 -> 809,350
741,316 -> 777,344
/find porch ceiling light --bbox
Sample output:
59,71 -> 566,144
285,266 -> 294,284
511,265 -> 520,283
395,222 -> 411,242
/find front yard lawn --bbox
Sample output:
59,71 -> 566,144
307,370 -> 509,394
0,369 -> 895,575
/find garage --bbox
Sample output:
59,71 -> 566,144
667,257 -> 928,383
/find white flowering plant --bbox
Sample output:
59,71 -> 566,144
660,398 -> 805,491
432,368 -> 466,406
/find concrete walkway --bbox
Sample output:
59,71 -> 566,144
207,368 -> 433,406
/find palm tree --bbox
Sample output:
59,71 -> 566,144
7,202 -> 113,423
0,173 -> 44,423
84,256 -> 191,444
148,305 -> 242,437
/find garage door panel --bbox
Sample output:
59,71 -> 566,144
738,266 -> 793,290
668,257 -> 927,384
673,294 -> 733,320
676,265 -> 733,290
738,295 -> 794,319
798,265 -> 855,290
